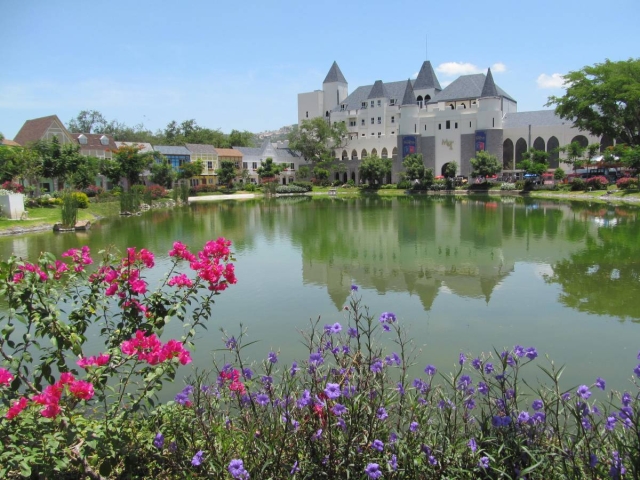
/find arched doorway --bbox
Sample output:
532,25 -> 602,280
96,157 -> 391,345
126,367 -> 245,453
361,149 -> 368,159
515,138 -> 527,164
371,148 -> 378,157
351,149 -> 358,160
342,150 -> 348,160
351,171 -> 356,183
600,135 -> 614,152
381,148 -> 388,159
571,135 -> 588,148
533,137 -> 545,152
343,172 -> 347,183
503,139 -> 514,169
547,136 -> 560,168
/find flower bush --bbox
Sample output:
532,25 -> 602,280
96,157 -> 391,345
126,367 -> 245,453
3,243 -> 640,478
616,177 -> 638,190
1,181 -> 24,194
145,184 -> 168,200
500,182 -> 516,191
585,175 -> 609,190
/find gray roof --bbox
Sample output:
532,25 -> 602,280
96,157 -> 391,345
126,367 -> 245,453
185,143 -> 217,154
480,68 -> 498,97
234,146 -> 262,156
503,110 -> 570,128
401,79 -> 417,106
367,80 -> 388,99
413,61 -> 442,91
429,73 -> 515,104
153,145 -> 191,155
232,144 -> 301,159
333,79 -> 409,112
323,61 -> 347,84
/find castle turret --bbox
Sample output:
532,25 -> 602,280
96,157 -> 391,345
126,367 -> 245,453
413,61 -> 441,108
322,61 -> 348,119
400,79 -> 419,135
477,68 -> 503,129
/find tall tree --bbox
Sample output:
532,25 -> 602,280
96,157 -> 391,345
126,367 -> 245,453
68,110 -> 108,133
256,157 -> 283,180
402,153 -> 425,183
517,148 -> 549,175
178,160 -> 204,180
546,58 -> 640,146
359,154 -> 392,185
216,160 -> 237,187
288,117 -> 348,166
229,130 -> 255,148
105,144 -> 153,190
470,151 -> 501,178
150,156 -> 176,188
558,142 -> 586,172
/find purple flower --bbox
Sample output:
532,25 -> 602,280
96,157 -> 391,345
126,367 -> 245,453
379,312 -> 396,323
175,385 -> 194,405
468,438 -> 477,453
309,352 -> 324,365
348,327 -> 358,338
336,417 -> 346,431
518,411 -> 530,423
228,459 -> 249,479
622,391 -> 632,406
428,456 -> 438,466
290,461 -> 300,475
582,418 -> 592,430
364,463 -> 382,479
389,432 -> 398,443
532,399 -> 543,411
525,347 -> 538,360
425,364 -> 437,376
410,421 -> 419,432
396,382 -> 405,395
332,403 -> 347,416
242,367 -> 253,380
610,451 -> 626,479
484,362 -> 494,374
297,389 -> 311,408
371,439 -> 384,452
471,358 -> 482,370
465,398 -> 476,410
351,284 -> 358,291
311,429 -> 323,441
606,415 -> 617,431
478,456 -> 490,469
225,336 -> 237,349
169,441 -> 177,452
458,375 -> 472,389
595,377 -> 606,390
577,385 -> 592,400
388,454 -> 398,471
562,392 -> 571,402
261,375 -> 273,386
256,393 -> 269,406
153,432 -> 164,449
370,359 -> 383,373
532,411 -> 546,423
514,345 -> 525,357
478,382 -> 489,395
268,351 -> 278,363
382,324 -> 390,332
290,362 -> 299,376
589,453 -> 598,468
192,450 -> 204,467
377,407 -> 388,420
459,353 -> 466,365
324,383 -> 341,399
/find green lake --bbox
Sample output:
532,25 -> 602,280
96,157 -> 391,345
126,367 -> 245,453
1,195 -> 639,400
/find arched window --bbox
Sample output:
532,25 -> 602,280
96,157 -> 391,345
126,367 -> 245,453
325,111 -> 329,117
371,148 -> 378,157
449,104 -> 455,110
503,139 -> 514,170
600,135 -> 614,152
381,148 -> 388,159
425,95 -> 431,101
571,135 -> 588,148
351,171 -> 356,182
515,138 -> 527,164
361,149 -> 368,159
392,147 -> 398,160
343,172 -> 347,183
351,149 -> 358,160
335,172 -> 340,181
533,137 -> 545,152
416,95 -> 423,108
342,150 -> 348,160
547,136 -> 560,168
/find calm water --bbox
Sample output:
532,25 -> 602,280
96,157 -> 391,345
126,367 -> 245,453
1,196 -> 639,400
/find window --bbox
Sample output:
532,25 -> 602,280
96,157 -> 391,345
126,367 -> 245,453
207,161 -> 213,169
377,100 -> 381,107
391,116 -> 395,123
414,124 -> 416,133
252,162 -> 257,169
361,133 -> 365,137
290,163 -> 295,170
455,122 -> 458,129
234,161 -> 240,168
446,120 -> 450,129
371,118 -> 374,125
424,125 -> 427,131
361,119 -> 365,126
340,104 -> 346,111
378,132 -> 381,138
370,100 -> 374,107
377,117 -> 381,124
389,99 -> 395,106
350,120 -> 356,127
371,133 -> 375,136
470,122 -> 472,128
439,124 -> 442,130
242,162 -> 248,169
306,111 -> 308,118
493,118 -> 495,127
391,131 -> 395,135
361,102 -> 367,109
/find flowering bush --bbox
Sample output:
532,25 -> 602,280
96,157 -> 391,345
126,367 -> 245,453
0,238 -> 236,477
145,184 -> 168,200
83,185 -> 104,197
585,175 -> 609,190
616,176 -> 638,190
1,181 -> 24,193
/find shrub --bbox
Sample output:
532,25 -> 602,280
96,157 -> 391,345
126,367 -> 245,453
346,179 -> 355,187
130,184 -> 146,196
616,177 -> 638,190
570,178 -> 587,191
60,192 -> 78,227
430,180 -> 446,191
276,185 -> 308,194
291,181 -> 313,192
145,184 -> 167,200
397,179 -> 412,190
585,176 -> 609,190
515,180 -> 526,190
190,184 -> 218,194
1,181 -> 24,193
83,185 -> 104,197
500,182 -> 516,191
244,183 -> 257,192
70,191 -> 89,209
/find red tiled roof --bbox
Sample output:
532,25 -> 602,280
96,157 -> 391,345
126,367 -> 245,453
72,133 -> 117,151
13,115 -> 67,146
1,139 -> 21,147
214,148 -> 243,157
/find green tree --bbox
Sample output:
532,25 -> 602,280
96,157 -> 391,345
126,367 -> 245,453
517,148 -> 549,175
216,160 -> 237,187
443,161 -> 458,178
546,58 -> 640,146
554,167 -> 566,181
297,165 -> 311,181
229,130 -> 255,148
104,144 -> 153,190
558,142 -> 586,172
359,154 -> 392,185
470,151 -> 501,178
178,160 -> 204,180
70,155 -> 100,189
150,157 -> 176,188
0,144 -> 22,182
402,153 -> 425,183
67,110 -> 108,133
256,157 -> 283,180
288,118 -> 348,172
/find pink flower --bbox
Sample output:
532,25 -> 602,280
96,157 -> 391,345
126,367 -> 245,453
0,368 -> 14,386
105,283 -> 118,296
69,380 -> 95,400
167,273 -> 193,288
6,397 -> 28,419
77,353 -> 110,369
129,278 -> 147,294
41,403 -> 62,418
169,241 -> 196,262
33,384 -> 63,406
139,248 -> 155,268
12,271 -> 24,283
59,372 -> 75,385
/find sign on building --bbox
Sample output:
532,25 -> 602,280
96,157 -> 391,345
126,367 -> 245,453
475,131 -> 486,152
402,136 -> 416,158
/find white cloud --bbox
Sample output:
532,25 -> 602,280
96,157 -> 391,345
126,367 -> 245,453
440,80 -> 452,88
537,73 -> 565,89
436,61 -> 506,77
411,71 -> 418,79
491,62 -> 507,73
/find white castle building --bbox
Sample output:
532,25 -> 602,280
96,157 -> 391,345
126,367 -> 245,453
298,61 -> 606,183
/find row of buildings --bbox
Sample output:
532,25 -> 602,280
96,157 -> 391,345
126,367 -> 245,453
5,115 -> 307,192
298,61 -> 607,183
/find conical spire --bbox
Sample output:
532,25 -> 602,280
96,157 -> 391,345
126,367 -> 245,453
401,79 -> 417,106
480,68 -> 498,97
323,61 -> 347,84
413,61 -> 442,91
367,80 -> 387,99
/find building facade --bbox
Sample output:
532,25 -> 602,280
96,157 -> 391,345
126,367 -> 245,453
298,62 -> 603,183
234,138 -> 306,185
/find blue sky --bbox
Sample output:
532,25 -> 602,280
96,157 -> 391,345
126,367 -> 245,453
1,0 -> 638,140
